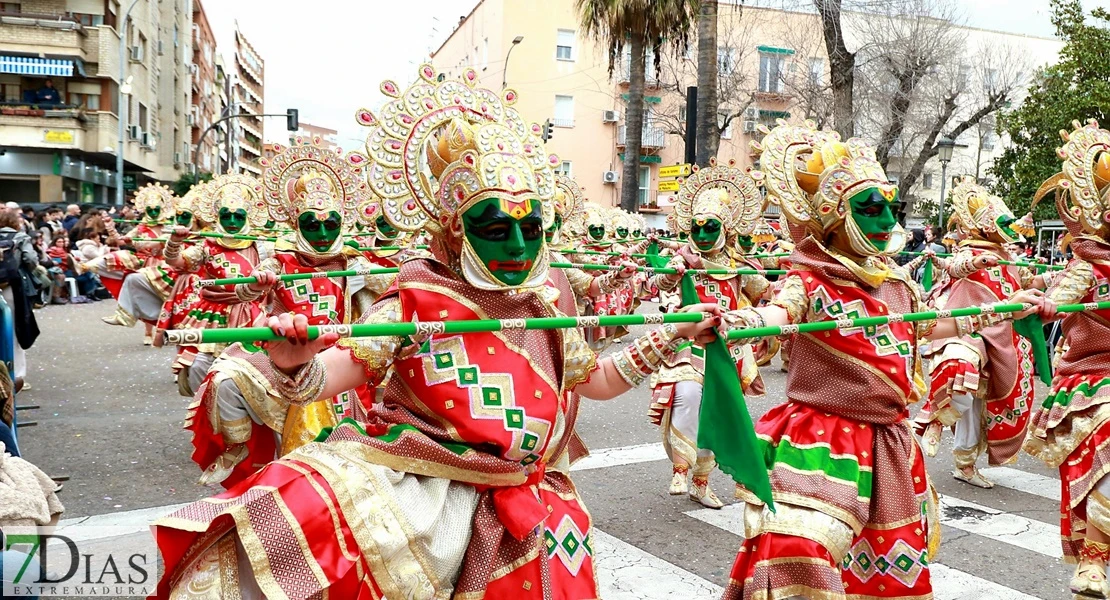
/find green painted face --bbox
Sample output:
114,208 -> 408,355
691,219 -> 722,252
588,225 -> 605,240
545,214 -> 563,243
633,229 -> 643,238
375,216 -> 398,240
678,231 -> 689,241
145,206 -> 162,221
298,210 -> 343,253
616,227 -> 629,238
218,207 -> 248,234
264,219 -> 276,230
848,187 -> 899,252
736,235 -> 754,250
175,211 -> 194,227
463,197 -> 544,287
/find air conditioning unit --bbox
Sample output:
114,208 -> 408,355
157,40 -> 164,55
173,152 -> 182,165
742,120 -> 757,134
602,110 -> 619,123
602,171 -> 620,184
129,45 -> 143,62
743,106 -> 758,120
141,132 -> 151,147
128,125 -> 141,140
187,113 -> 196,126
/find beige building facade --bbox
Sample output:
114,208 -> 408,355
0,0 -> 193,204
229,27 -> 264,176
431,0 -> 1062,228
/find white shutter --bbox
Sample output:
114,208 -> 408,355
67,0 -> 106,15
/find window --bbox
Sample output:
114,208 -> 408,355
474,46 -> 479,67
68,92 -> 101,110
808,58 -> 823,87
678,104 -> 687,122
482,38 -> 489,70
719,112 -> 732,140
923,173 -> 934,189
637,166 -> 651,208
985,68 -> 999,91
717,47 -> 735,76
555,161 -> 572,177
982,128 -> 998,151
1,83 -> 19,102
759,53 -> 786,93
0,3 -> 20,14
68,13 -> 104,26
553,95 -> 574,127
958,64 -> 971,91
556,29 -> 575,61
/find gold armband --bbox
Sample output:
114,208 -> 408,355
611,324 -> 681,387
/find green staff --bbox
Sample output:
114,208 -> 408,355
344,242 -> 431,252
552,262 -> 785,276
564,249 -> 791,260
900,251 -> 1064,272
162,311 -> 710,346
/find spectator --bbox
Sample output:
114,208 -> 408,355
897,229 -> 926,266
36,208 -> 63,248
923,226 -> 946,254
61,204 -> 80,231
0,211 -> 40,388
33,78 -> 61,105
42,237 -> 70,305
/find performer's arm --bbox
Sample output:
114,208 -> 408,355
232,258 -> 279,304
163,226 -> 197,271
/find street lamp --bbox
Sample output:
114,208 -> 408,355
116,0 -> 141,206
501,35 -> 524,90
934,136 -> 956,233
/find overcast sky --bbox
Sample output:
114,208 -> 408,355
203,0 -> 1109,150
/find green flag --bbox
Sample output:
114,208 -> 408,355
681,274 -> 775,510
1013,315 -> 1053,386
922,259 -> 933,292
645,241 -> 668,269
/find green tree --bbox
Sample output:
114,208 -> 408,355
991,0 -> 1110,220
577,0 -> 697,212
172,171 -> 213,197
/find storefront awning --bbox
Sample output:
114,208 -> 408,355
0,56 -> 74,77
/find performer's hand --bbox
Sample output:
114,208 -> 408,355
248,271 -> 277,293
1039,298 -> 1059,322
972,254 -> 998,270
1007,288 -> 1045,320
616,261 -> 637,280
265,313 -> 340,373
120,236 -> 132,245
170,226 -> 190,243
665,257 -> 687,283
675,303 -> 723,345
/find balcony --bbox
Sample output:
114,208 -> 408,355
617,124 -> 666,150
0,14 -> 88,60
0,103 -> 86,148
618,59 -> 659,88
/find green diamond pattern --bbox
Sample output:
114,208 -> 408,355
874,556 -> 891,574
893,554 -> 915,572
855,552 -> 872,570
544,530 -> 558,556
583,535 -> 592,555
504,407 -> 524,429
434,353 -> 454,369
561,532 -> 581,557
522,432 -> 538,451
296,284 -> 309,295
482,387 -> 502,407
457,366 -> 478,386
309,293 -> 320,303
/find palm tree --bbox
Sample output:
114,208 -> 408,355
577,0 -> 698,212
694,0 -> 719,166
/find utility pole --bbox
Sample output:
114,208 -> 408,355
684,86 -> 697,166
115,0 -> 141,206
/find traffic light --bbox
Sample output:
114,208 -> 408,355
286,108 -> 299,132
541,119 -> 554,142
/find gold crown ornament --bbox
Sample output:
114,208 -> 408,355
197,173 -> 269,238
133,182 -> 176,223
1033,119 -> 1110,239
551,173 -> 585,246
673,157 -> 764,254
259,135 -> 372,256
947,176 -> 1031,244
754,119 -> 905,256
581,202 -> 608,234
356,64 -> 558,290
174,183 -> 207,226
749,218 -> 777,245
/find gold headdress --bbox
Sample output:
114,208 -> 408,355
750,218 -> 776,244
607,207 -> 634,238
1033,119 -> 1110,239
582,202 -> 607,231
197,173 -> 268,234
754,119 -> 904,256
174,183 -> 206,226
553,173 -> 585,223
674,158 -> 764,239
133,183 -> 176,222
948,176 -> 1030,243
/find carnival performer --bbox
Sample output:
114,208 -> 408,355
1024,120 -> 1110,599
648,159 -> 769,508
152,64 -> 721,600
161,173 -> 272,390
719,121 -> 1044,600
913,178 -> 1039,488
89,183 -> 176,345
186,136 -> 392,488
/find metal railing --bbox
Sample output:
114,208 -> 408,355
617,124 -> 666,149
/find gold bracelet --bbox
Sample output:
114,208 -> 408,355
235,284 -> 263,303
597,271 -> 622,294
612,324 -> 681,387
273,355 -> 327,406
163,240 -> 182,261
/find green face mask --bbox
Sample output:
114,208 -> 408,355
616,227 -> 629,239
264,219 -> 276,230
298,210 -> 343,253
462,198 -> 544,287
375,216 -> 398,240
545,214 -> 563,243
175,211 -> 194,227
218,207 -> 248,234
737,235 -> 754,250
679,231 -> 689,241
691,219 -> 722,252
633,229 -> 643,238
145,206 -> 162,222
588,225 -> 605,241
848,187 -> 899,252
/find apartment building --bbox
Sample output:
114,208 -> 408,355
0,0 -> 193,204
430,0 -> 1062,226
189,0 -> 219,174
229,27 -> 263,176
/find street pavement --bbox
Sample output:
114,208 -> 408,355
13,299 -> 1072,599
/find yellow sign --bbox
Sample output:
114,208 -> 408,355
659,164 -> 691,178
657,180 -> 681,192
43,130 -> 74,144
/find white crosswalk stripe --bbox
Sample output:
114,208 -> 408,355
937,494 -> 1061,558
981,466 -> 1061,501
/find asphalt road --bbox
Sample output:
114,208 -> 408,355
12,299 -> 1071,599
